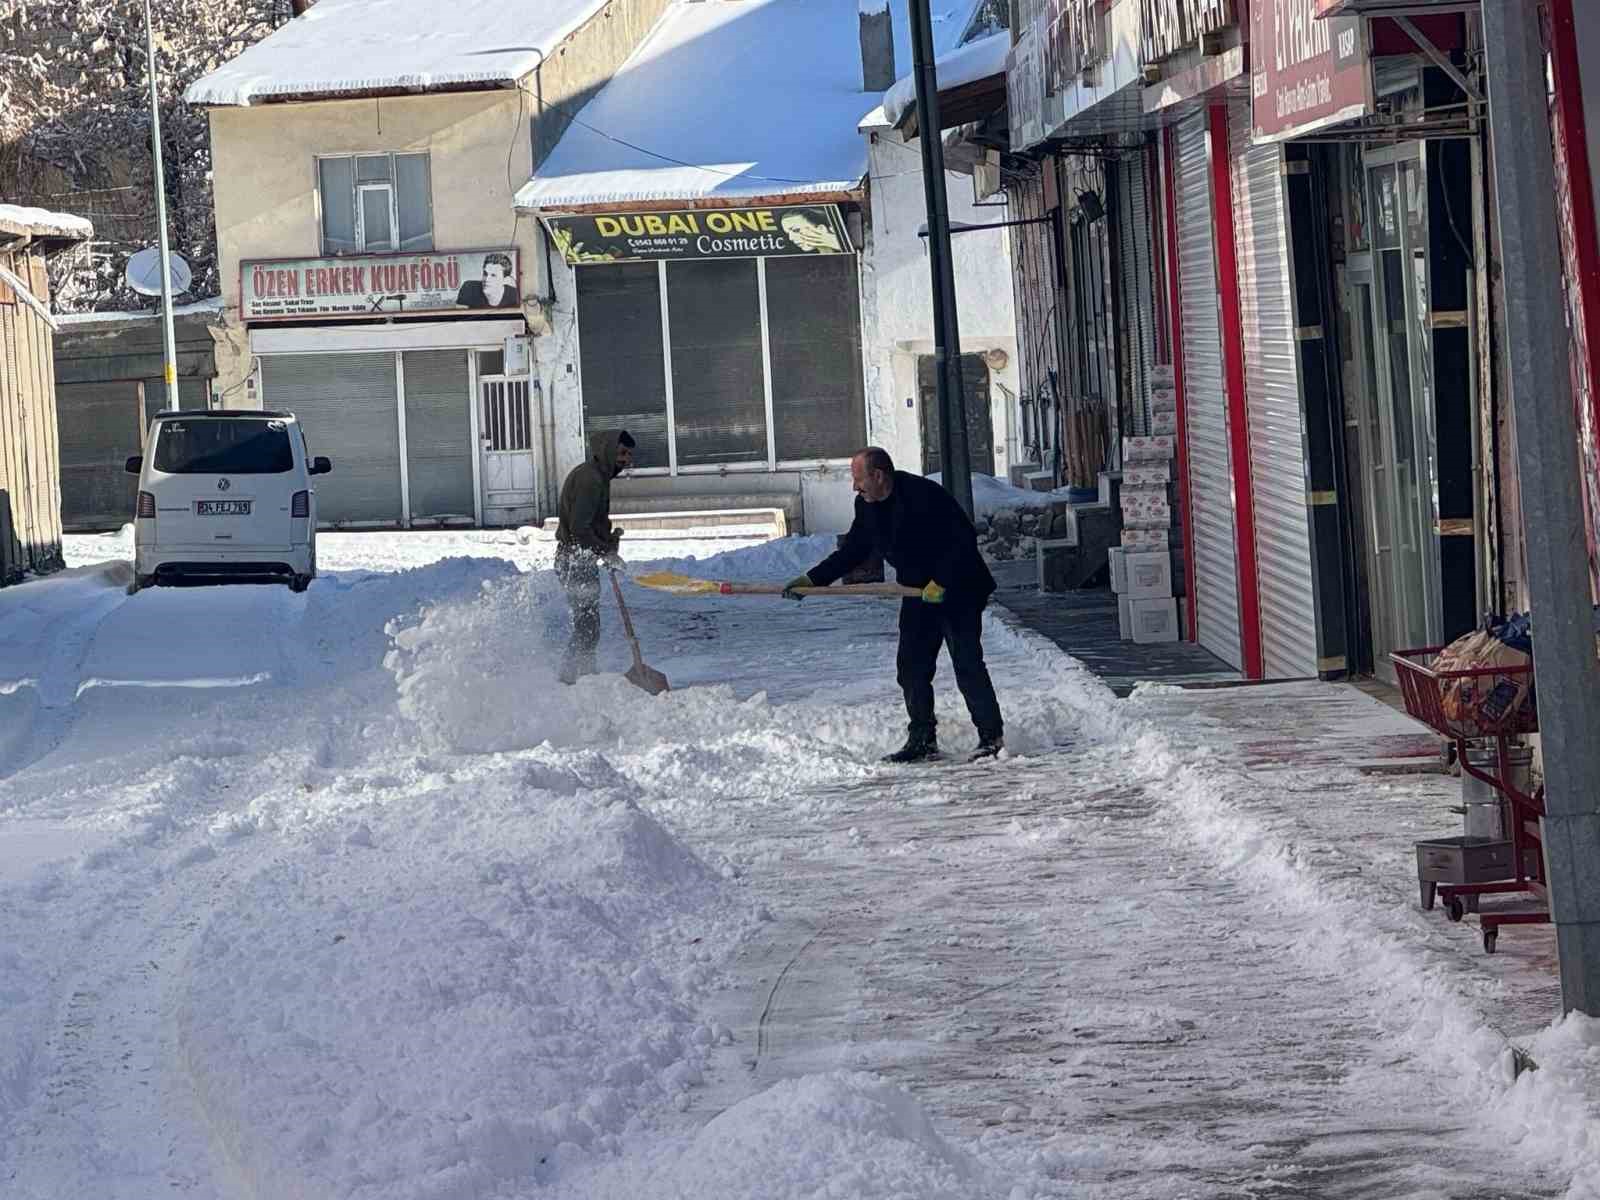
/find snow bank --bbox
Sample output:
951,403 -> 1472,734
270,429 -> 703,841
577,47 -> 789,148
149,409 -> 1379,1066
179,761 -> 750,1200
926,471 -> 1069,514
579,1072 -> 1010,1198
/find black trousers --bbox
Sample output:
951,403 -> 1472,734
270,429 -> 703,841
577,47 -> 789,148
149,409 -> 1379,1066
896,597 -> 1003,742
555,547 -> 601,682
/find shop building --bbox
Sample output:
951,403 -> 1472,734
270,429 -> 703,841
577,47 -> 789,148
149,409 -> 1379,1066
515,0 -> 1017,533
1,204 -> 92,585
184,0 -> 671,529
998,0 -> 1508,685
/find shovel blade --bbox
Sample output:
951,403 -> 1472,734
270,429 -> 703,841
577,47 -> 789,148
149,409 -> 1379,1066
626,662 -> 671,695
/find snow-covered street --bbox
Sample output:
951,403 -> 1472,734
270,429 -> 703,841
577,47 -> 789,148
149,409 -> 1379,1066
2,532 -> 1599,1198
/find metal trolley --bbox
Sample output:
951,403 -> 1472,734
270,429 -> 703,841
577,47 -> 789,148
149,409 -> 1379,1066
1392,647 -> 1547,954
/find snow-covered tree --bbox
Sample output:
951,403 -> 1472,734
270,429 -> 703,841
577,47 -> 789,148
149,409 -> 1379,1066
0,0 -> 301,310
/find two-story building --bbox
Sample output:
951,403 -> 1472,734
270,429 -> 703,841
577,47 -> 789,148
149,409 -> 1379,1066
186,0 -> 666,529
188,0 -> 1019,533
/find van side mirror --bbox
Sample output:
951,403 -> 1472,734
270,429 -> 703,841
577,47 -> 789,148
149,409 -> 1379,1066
311,456 -> 333,475
124,455 -> 142,475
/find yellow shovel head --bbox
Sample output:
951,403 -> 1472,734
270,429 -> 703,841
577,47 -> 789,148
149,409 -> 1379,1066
632,571 -> 725,596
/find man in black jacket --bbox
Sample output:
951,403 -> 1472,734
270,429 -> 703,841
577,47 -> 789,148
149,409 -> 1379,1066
785,447 -> 1004,763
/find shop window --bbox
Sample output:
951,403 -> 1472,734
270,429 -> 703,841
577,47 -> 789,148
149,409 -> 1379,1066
766,255 -> 865,461
318,152 -> 433,255
576,262 -> 670,469
667,260 -> 767,467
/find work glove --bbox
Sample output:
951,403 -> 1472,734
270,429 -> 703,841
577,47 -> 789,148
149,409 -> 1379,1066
782,574 -> 813,601
921,581 -> 946,605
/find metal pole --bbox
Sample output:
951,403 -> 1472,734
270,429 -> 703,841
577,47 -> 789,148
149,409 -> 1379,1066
144,0 -> 180,411
1482,0 -> 1600,1015
907,0 -> 974,518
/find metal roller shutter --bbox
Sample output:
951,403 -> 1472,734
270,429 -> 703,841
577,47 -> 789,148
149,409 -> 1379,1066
1118,152 -> 1156,437
401,350 -> 475,523
57,380 -> 140,530
1174,112 -> 1243,670
1229,99 -> 1320,678
260,352 -> 402,526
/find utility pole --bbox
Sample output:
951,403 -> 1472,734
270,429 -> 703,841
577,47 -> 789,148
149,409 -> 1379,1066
907,0 -> 974,519
143,0 -> 180,411
1482,0 -> 1600,1014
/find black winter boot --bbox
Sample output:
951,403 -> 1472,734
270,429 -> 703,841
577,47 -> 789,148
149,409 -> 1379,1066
883,734 -> 940,764
968,733 -> 1004,763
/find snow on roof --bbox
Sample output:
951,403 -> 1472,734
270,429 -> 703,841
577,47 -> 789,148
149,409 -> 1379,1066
517,0 -> 981,211
54,297 -> 226,328
184,0 -> 607,107
881,29 -> 1009,129
0,203 -> 93,241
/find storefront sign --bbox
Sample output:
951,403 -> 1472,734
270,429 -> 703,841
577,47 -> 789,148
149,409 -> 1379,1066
1251,0 -> 1371,142
1141,0 -> 1236,64
241,248 -> 521,321
540,205 -> 852,265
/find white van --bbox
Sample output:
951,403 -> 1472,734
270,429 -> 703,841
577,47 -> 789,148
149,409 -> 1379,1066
125,410 -> 332,593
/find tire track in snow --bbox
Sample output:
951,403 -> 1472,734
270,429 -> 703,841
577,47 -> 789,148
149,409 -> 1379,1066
0,583 -> 130,783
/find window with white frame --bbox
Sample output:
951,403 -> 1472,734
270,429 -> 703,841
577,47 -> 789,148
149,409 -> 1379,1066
318,153 -> 433,255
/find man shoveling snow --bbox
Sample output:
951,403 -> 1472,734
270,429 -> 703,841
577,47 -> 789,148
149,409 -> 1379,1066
784,448 -> 1005,764
555,429 -> 634,684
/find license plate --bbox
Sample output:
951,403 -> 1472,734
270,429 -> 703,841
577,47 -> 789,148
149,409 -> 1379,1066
196,500 -> 252,516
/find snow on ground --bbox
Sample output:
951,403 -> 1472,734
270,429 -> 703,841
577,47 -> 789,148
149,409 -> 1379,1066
927,470 -> 1078,514
5,529 -> 1600,1197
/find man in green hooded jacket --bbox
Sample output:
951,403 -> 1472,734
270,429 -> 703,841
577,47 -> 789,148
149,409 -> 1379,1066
555,429 -> 635,683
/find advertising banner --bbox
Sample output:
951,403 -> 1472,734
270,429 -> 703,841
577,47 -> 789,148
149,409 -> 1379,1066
241,248 -> 520,321
1252,0 -> 1371,142
540,205 -> 852,265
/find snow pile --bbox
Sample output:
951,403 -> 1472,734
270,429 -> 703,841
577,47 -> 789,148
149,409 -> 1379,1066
927,471 -> 1070,514
178,761 -> 750,1200
579,1072 -> 1008,1198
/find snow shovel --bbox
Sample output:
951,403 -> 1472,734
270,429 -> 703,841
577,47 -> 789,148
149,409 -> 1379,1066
609,571 -> 670,695
634,571 -> 920,599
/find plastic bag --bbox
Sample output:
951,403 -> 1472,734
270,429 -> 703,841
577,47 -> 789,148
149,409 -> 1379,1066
1438,613 -> 1537,733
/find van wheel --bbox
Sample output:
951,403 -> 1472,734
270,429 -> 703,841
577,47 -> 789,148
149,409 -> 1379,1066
289,574 -> 311,593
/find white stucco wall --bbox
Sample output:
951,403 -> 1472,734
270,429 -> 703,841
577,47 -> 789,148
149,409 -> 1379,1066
859,129 -> 1020,479
206,89 -> 548,399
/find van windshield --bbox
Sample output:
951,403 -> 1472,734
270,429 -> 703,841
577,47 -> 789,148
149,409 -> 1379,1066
154,419 -> 294,474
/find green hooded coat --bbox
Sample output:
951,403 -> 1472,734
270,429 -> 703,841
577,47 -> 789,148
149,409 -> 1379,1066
556,430 -> 627,555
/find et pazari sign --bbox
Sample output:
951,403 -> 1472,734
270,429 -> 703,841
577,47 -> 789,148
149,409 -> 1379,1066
540,205 -> 853,265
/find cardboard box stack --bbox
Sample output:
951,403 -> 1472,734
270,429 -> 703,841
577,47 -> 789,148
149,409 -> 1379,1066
1114,367 -> 1181,644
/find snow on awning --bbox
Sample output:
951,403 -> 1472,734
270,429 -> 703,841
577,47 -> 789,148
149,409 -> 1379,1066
184,0 -> 608,106
880,30 -> 1009,130
517,0 -> 984,212
0,204 -> 94,243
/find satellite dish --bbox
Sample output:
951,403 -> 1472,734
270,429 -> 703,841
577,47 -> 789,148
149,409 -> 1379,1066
125,247 -> 192,296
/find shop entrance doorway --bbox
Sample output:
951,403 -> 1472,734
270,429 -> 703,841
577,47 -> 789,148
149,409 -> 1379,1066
479,374 -> 538,513
1346,142 -> 1444,683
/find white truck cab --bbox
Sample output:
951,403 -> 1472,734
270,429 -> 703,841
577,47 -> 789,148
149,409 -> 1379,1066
126,410 -> 331,593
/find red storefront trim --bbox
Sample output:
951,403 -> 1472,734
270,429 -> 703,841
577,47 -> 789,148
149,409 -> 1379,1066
1163,125 -> 1200,642
1208,101 -> 1264,680
1550,0 -> 1600,510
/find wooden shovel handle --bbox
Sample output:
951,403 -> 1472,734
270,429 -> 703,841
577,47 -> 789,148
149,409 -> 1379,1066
721,582 -> 922,598
608,570 -> 643,657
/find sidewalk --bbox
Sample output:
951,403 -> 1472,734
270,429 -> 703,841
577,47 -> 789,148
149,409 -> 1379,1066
994,579 -> 1566,1034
